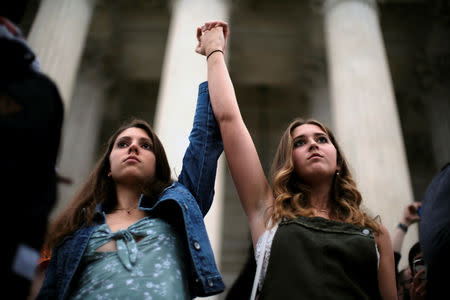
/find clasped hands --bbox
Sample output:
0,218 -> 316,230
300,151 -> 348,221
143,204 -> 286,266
195,21 -> 229,58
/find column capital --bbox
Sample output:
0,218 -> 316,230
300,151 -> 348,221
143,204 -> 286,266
168,0 -> 230,13
322,0 -> 378,15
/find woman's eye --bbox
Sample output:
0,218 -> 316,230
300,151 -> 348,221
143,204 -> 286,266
317,136 -> 328,143
117,141 -> 128,148
142,143 -> 152,150
294,140 -> 305,148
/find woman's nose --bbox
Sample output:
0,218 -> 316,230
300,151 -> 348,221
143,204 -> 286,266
309,139 -> 318,150
128,143 -> 139,154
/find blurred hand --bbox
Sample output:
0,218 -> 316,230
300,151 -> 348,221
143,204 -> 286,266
401,202 -> 421,226
195,21 -> 229,57
409,269 -> 427,300
55,168 -> 73,184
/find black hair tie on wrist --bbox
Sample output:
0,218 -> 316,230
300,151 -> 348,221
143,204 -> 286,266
398,223 -> 408,233
207,49 -> 224,60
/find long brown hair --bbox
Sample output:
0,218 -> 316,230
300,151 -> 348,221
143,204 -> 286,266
45,119 -> 173,248
269,118 -> 380,233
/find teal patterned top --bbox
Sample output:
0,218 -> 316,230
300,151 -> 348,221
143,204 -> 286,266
68,217 -> 190,300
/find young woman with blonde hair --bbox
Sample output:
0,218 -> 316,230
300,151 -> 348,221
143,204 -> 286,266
196,21 -> 397,299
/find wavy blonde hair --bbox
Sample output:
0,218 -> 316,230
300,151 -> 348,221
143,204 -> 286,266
269,118 -> 380,233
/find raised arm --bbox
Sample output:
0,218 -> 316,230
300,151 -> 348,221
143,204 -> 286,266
391,202 -> 421,273
178,82 -> 223,216
392,202 -> 421,253
196,21 -> 273,244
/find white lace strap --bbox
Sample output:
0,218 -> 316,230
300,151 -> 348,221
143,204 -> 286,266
250,219 -> 272,300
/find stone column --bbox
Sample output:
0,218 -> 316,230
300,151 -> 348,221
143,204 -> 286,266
52,68 -> 108,217
323,0 -> 416,268
154,1 -> 229,297
27,0 -> 97,111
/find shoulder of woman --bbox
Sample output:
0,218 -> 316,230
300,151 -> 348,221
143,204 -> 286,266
374,224 -> 392,249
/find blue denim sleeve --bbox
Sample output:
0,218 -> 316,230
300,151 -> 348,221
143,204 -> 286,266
36,249 -> 57,299
178,82 -> 223,216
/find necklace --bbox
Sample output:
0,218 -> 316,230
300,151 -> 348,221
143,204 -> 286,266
113,207 -> 138,215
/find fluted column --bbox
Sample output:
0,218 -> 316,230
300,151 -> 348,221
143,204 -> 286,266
52,68 -> 108,217
27,0 -> 97,111
324,0 -> 416,268
154,1 -> 229,296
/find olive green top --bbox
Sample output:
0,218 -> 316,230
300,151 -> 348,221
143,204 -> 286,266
259,215 -> 381,300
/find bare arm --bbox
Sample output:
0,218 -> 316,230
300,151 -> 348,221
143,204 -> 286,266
391,202 -> 421,253
376,225 -> 398,300
196,21 -> 273,245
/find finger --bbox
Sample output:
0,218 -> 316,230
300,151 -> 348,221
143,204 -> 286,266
208,21 -> 219,30
223,24 -> 230,38
216,21 -> 228,28
210,20 -> 227,26
214,21 -> 226,29
211,20 -> 228,29
418,281 -> 427,291
204,22 -> 212,30
196,27 -> 202,41
416,282 -> 427,297
213,26 -> 224,33
407,204 -> 417,214
412,272 -> 421,286
208,21 -> 218,28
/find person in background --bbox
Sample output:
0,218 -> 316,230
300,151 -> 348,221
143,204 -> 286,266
0,7 -> 64,299
407,242 -> 427,300
37,81 -> 225,299
391,202 -> 421,278
419,162 -> 450,300
196,21 -> 397,299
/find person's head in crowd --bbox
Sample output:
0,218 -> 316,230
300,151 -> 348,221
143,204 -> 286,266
408,242 -> 422,273
408,241 -> 427,299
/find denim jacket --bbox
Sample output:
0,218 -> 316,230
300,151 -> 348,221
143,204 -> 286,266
37,82 -> 225,299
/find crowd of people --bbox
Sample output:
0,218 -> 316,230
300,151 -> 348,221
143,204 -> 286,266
2,7 -> 448,300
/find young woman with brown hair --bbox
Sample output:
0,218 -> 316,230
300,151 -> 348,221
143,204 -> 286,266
37,83 -> 225,299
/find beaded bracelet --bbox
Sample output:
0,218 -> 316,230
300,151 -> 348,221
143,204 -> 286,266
207,49 -> 224,60
398,223 -> 408,233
